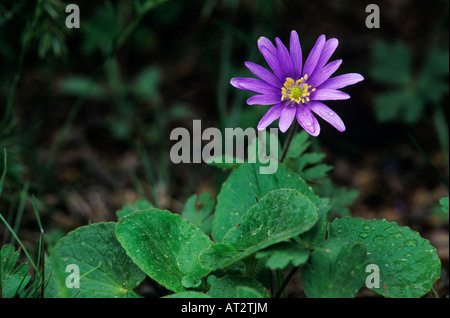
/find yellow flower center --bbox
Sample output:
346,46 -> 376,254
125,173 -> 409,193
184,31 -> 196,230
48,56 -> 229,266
281,75 -> 316,104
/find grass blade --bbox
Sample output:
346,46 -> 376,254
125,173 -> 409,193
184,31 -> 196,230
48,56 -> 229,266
0,213 -> 37,272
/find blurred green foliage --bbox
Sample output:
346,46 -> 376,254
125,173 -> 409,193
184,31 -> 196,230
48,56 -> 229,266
283,131 -> 359,219
0,0 -> 285,231
441,197 -> 449,214
0,0 -> 448,299
32,0 -> 69,58
370,41 -> 449,123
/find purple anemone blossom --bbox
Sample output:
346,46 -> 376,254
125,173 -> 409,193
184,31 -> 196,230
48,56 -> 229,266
230,31 -> 364,136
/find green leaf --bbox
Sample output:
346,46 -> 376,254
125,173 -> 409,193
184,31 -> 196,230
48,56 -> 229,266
285,131 -> 310,159
207,275 -> 268,298
374,91 -> 423,123
247,129 -> 281,163
301,164 -> 333,180
425,48 -> 449,78
59,76 -> 107,100
283,133 -> 332,181
212,162 -> 319,242
198,243 -> 240,271
420,48 -> 449,104
255,242 -> 310,270
116,200 -> 154,220
168,103 -> 193,120
48,222 -> 145,298
329,217 -> 441,298
80,5 -> 121,55
181,192 -> 215,235
302,239 -> 368,298
206,155 -> 243,171
300,197 -> 331,247
314,179 -> 359,219
163,291 -> 212,298
129,66 -> 161,103
200,189 -> 317,270
0,244 -> 30,298
207,129 -> 281,171
432,202 -> 449,224
440,197 -> 449,214
369,42 -> 448,125
236,286 -> 266,298
223,189 -> 317,251
370,42 -> 411,85
295,153 -> 326,171
116,209 -> 213,293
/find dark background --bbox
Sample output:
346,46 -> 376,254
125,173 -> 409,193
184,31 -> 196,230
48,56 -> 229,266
0,0 -> 448,297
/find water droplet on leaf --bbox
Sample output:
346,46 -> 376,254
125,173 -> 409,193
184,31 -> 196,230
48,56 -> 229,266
360,232 -> 370,239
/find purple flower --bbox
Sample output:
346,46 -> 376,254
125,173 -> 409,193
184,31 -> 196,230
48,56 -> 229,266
230,31 -> 364,136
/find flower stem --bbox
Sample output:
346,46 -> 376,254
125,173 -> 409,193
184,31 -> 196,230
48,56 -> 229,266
274,267 -> 299,298
280,125 -> 298,163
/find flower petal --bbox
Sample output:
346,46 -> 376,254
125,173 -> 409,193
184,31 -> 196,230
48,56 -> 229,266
257,103 -> 284,130
296,105 -> 320,136
247,94 -> 281,105
310,88 -> 350,101
302,34 -> 326,78
258,37 -> 284,81
289,30 -> 302,79
318,73 -> 364,90
230,77 -> 280,94
308,59 -> 342,88
245,61 -> 282,88
311,38 -> 339,76
308,101 -> 346,132
275,37 -> 294,80
278,105 -> 296,133
257,36 -> 278,56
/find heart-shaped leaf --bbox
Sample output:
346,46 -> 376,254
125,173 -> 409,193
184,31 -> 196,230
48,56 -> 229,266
181,192 -> 215,235
302,238 -> 368,298
116,209 -> 213,293
48,222 -> 145,298
207,275 -> 268,298
116,200 -> 154,220
200,189 -> 317,270
255,242 -> 310,270
212,162 -> 320,243
223,189 -> 317,250
329,217 -> 441,298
